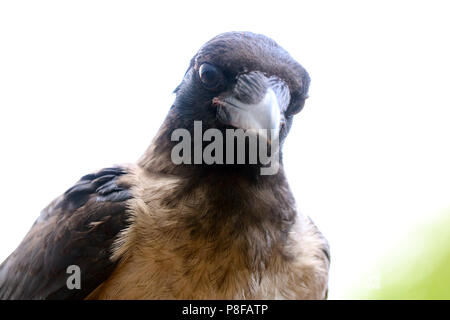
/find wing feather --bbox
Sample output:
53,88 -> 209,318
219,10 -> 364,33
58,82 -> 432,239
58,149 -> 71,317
0,167 -> 132,300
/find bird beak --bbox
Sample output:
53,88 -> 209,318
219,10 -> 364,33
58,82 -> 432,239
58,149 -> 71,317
213,72 -> 289,141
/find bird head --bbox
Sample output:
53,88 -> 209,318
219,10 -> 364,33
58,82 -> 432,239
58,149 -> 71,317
174,31 -> 309,139
149,32 -> 310,176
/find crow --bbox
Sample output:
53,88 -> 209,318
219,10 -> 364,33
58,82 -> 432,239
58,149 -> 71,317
0,31 -> 330,299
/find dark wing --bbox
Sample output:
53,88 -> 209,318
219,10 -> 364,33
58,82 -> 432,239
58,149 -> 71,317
0,167 -> 132,300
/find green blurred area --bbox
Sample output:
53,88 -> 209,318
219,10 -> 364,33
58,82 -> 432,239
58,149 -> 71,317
352,211 -> 450,300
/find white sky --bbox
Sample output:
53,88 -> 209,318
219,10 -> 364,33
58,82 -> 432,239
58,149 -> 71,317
0,1 -> 449,299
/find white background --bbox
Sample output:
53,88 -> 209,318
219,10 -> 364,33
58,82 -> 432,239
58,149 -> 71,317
0,1 -> 449,299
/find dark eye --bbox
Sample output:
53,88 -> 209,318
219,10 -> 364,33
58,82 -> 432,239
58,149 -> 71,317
199,63 -> 223,90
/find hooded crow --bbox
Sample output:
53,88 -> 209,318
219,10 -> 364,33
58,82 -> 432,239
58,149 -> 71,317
0,31 -> 329,299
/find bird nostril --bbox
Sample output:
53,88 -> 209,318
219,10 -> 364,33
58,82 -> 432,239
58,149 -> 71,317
234,72 -> 268,105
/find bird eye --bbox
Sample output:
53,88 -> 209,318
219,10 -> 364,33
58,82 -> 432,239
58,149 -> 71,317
199,63 -> 223,90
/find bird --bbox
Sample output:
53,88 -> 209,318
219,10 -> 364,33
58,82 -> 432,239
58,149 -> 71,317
0,31 -> 330,300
